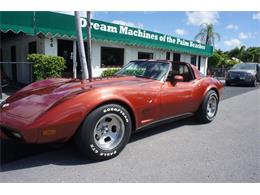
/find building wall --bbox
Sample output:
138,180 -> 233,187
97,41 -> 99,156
180,53 -> 191,64
1,36 -> 209,83
44,37 -> 58,56
1,35 -> 41,84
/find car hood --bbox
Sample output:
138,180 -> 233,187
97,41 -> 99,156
228,69 -> 256,75
1,76 -> 153,120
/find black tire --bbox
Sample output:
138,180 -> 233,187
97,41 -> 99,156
251,78 -> 257,87
225,81 -> 230,86
75,104 -> 132,161
196,90 -> 219,123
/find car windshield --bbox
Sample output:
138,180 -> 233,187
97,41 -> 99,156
231,63 -> 256,70
115,61 -> 170,80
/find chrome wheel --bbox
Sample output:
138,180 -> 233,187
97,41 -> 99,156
93,113 -> 125,151
206,95 -> 217,118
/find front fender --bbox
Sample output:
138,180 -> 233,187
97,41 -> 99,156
33,88 -> 137,143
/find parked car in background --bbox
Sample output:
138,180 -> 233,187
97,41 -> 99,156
225,63 -> 260,87
0,60 -> 224,161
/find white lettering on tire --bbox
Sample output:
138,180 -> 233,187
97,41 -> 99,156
103,107 -> 129,123
90,144 -> 117,157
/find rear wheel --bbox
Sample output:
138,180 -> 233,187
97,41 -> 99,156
196,90 -> 219,123
75,104 -> 132,161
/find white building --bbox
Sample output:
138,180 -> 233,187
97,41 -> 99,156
0,11 -> 213,84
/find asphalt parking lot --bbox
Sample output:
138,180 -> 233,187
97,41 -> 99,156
0,85 -> 259,182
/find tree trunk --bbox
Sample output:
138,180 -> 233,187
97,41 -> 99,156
86,11 -> 92,81
74,11 -> 88,79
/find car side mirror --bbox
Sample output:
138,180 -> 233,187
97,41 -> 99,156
173,75 -> 184,82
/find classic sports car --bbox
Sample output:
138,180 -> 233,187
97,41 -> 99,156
0,60 -> 224,160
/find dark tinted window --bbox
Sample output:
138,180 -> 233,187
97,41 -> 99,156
28,41 -> 37,54
138,52 -> 153,59
101,47 -> 124,67
0,48 -> 2,61
191,55 -> 197,65
231,63 -> 256,70
173,53 -> 181,61
166,52 -> 170,60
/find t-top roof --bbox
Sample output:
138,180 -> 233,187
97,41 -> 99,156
0,11 -> 213,56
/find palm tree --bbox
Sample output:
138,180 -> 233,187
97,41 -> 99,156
194,23 -> 220,46
238,45 -> 246,60
74,11 -> 88,79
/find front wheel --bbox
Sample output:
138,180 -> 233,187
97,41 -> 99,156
75,104 -> 132,161
251,78 -> 257,87
196,90 -> 219,123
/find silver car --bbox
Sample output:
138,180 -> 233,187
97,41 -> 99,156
225,63 -> 260,87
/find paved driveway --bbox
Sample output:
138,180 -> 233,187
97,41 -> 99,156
0,86 -> 259,182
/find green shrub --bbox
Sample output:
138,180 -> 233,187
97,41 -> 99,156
101,68 -> 121,77
27,54 -> 66,81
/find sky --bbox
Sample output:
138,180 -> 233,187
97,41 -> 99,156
61,11 -> 260,51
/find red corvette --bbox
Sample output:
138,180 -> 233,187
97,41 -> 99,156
0,60 -> 224,160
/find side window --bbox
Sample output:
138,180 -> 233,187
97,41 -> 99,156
171,63 -> 194,82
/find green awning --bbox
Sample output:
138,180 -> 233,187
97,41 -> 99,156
0,11 -> 35,35
0,11 -> 213,56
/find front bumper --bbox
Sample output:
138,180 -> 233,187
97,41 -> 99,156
226,76 -> 255,85
226,79 -> 252,84
0,126 -> 25,141
0,109 -> 39,143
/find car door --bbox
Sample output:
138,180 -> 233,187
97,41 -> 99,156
160,80 -> 194,120
159,63 -> 195,120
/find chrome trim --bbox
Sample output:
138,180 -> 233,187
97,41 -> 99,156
93,113 -> 125,151
136,113 -> 194,131
161,62 -> 172,82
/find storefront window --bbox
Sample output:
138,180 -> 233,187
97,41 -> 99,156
58,40 -> 74,72
191,55 -> 197,65
101,47 -> 124,67
28,42 -> 37,54
0,48 -> 3,61
138,52 -> 153,59
173,53 -> 181,61
166,52 -> 170,60
197,56 -> 201,70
